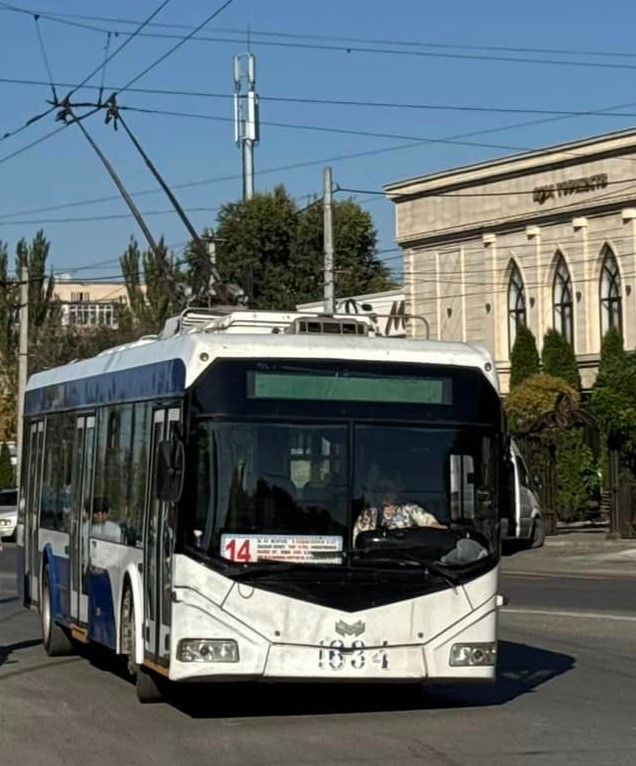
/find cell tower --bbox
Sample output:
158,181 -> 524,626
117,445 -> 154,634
233,52 -> 259,201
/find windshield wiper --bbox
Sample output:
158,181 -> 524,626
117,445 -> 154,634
351,548 -> 461,587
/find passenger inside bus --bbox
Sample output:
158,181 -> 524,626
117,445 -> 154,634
353,479 -> 447,545
90,498 -> 122,543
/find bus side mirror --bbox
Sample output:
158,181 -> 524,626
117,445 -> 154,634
155,438 -> 185,502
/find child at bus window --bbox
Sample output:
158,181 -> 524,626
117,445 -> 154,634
91,498 -> 122,543
353,480 -> 446,545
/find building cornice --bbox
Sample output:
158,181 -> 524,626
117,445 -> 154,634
385,127 -> 636,198
397,195 -> 636,249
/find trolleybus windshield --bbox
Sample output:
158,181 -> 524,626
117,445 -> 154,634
184,358 -> 502,573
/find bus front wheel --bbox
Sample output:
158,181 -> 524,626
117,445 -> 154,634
120,586 -> 164,703
41,566 -> 74,657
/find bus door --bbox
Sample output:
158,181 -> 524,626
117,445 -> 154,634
69,415 -> 96,624
23,420 -> 45,607
144,407 -> 180,667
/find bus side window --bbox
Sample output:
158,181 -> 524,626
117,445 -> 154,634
41,412 -> 75,532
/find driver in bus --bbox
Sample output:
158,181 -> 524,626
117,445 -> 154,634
353,479 -> 446,545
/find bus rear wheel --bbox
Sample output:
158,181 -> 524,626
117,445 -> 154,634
41,566 -> 74,657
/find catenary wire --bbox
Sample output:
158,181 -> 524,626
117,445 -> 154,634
3,3 -> 636,74
5,75 -> 636,121
6,5 -> 636,62
113,0 -> 238,97
65,0 -> 174,99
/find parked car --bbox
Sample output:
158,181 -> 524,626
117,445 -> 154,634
502,442 -> 545,548
0,488 -> 18,541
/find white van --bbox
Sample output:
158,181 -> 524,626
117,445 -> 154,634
503,441 -> 544,548
0,488 -> 18,541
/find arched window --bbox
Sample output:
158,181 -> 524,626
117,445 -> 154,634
553,252 -> 574,345
508,262 -> 526,353
599,245 -> 622,338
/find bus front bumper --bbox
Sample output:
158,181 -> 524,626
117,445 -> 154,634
167,585 -> 498,684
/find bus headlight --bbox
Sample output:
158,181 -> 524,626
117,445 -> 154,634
449,642 -> 496,667
177,639 -> 239,663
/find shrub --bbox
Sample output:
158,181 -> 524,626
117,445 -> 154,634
542,328 -> 580,389
505,373 -> 580,435
509,325 -> 540,389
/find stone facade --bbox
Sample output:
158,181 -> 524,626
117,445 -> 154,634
386,128 -> 636,392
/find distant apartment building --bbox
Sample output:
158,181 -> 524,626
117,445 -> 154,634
53,281 -> 129,328
386,127 -> 636,392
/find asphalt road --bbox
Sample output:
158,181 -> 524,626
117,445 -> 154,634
1,544 -> 635,766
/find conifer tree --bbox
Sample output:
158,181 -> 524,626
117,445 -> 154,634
542,328 -> 581,389
509,324 -> 540,389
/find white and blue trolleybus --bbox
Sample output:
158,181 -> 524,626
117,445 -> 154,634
17,310 -> 507,702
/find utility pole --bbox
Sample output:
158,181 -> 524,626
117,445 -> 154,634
234,52 -> 259,201
323,166 -> 335,314
16,265 -> 29,489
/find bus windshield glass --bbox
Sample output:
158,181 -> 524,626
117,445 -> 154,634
185,421 -> 498,568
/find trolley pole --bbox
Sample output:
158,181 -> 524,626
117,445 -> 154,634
16,265 -> 29,489
323,166 -> 335,314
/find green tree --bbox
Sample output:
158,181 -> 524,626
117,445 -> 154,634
31,322 -> 141,374
542,328 -> 581,389
214,186 -> 298,309
0,441 -> 14,488
290,198 -> 395,305
590,329 -> 636,448
210,185 -> 395,310
0,231 -> 57,437
555,429 -> 600,521
509,324 -> 540,389
16,230 -> 56,340
0,241 -> 18,440
121,237 -> 186,333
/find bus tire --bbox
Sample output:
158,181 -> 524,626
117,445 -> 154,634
136,665 -> 165,704
530,518 -> 545,549
41,565 -> 74,657
120,586 -> 138,678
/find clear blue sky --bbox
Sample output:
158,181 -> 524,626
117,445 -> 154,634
1,0 -> 636,283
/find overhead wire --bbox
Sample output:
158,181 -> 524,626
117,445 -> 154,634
64,0 -> 174,99
6,74 -> 636,122
32,12 -> 57,101
0,206 -> 221,226
3,3 -> 636,74
5,5 -> 636,62
112,0 -> 238,97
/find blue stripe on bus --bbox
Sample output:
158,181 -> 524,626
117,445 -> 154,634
43,545 -> 70,624
89,568 -> 116,649
25,358 -> 186,416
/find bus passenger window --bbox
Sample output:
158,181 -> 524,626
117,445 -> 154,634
40,413 -> 75,532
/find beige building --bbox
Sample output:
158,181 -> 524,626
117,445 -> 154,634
53,281 -> 129,328
386,127 -> 636,391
